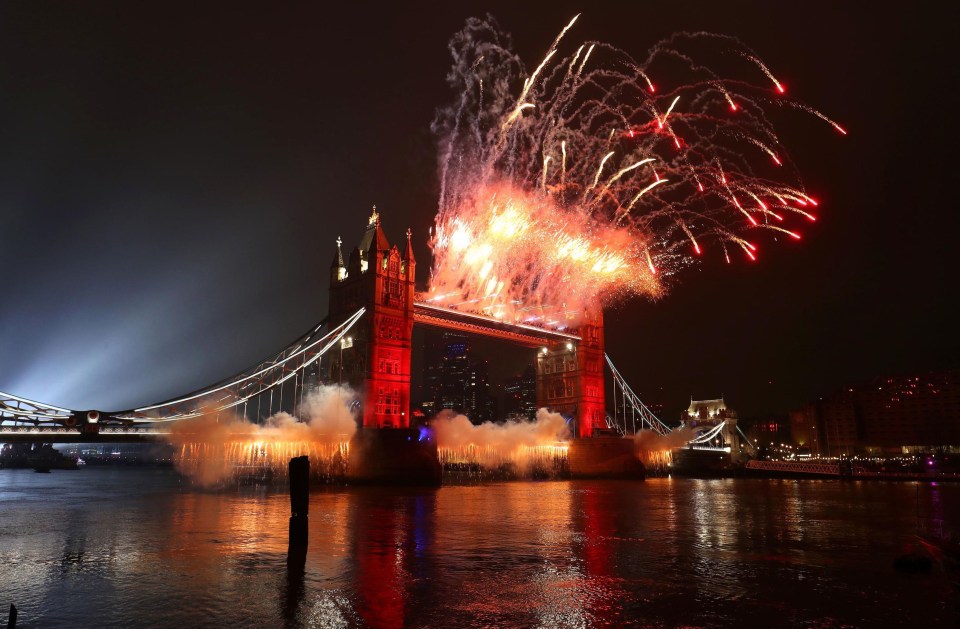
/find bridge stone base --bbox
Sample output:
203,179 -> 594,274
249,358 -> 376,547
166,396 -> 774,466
568,436 -> 646,479
346,428 -> 441,486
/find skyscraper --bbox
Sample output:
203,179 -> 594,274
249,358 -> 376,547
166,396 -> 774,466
503,364 -> 538,420
419,331 -> 495,424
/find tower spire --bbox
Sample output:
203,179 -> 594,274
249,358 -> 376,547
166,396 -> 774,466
404,227 -> 416,265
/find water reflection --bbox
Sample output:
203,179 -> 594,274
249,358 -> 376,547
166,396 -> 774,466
566,484 -> 624,626
0,470 -> 958,627
350,491 -> 411,627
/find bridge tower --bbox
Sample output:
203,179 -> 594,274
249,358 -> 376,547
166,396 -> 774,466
536,310 -> 606,438
328,207 -> 416,428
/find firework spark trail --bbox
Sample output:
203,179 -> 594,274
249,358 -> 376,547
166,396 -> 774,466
634,426 -> 696,468
743,53 -> 786,93
428,16 -> 843,327
168,385 -> 357,486
432,408 -> 570,475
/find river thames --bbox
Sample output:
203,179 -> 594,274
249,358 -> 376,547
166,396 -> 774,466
1,468 -> 957,628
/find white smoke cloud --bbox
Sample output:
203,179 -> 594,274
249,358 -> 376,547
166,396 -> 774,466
633,426 -> 695,468
168,385 -> 357,487
431,407 -> 570,474
634,426 -> 695,451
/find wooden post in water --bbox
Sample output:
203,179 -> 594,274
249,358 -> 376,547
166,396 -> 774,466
288,456 -> 309,553
285,455 -> 309,616
7,603 -> 17,629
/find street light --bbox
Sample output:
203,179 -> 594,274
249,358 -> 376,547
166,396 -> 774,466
339,336 -> 354,385
338,336 -> 353,410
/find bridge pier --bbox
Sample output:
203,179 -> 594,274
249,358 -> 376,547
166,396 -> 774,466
346,427 -> 441,486
568,436 -> 646,480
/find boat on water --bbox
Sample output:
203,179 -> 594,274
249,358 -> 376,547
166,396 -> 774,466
1,443 -> 80,471
916,522 -> 960,590
669,446 -> 735,477
897,495 -> 960,589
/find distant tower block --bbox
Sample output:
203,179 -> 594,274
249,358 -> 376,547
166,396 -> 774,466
328,207 -> 416,428
536,309 -> 606,438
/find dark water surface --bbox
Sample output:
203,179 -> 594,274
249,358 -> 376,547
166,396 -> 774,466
1,468 -> 957,628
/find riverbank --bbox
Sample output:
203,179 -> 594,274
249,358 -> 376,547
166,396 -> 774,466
665,458 -> 960,482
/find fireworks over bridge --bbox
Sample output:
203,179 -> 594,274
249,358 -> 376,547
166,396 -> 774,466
1,14 -> 840,476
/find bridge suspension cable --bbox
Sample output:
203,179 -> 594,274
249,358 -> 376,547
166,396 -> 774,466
113,307 -> 366,422
736,424 -> 756,451
605,354 -> 745,453
1,391 -> 75,424
687,420 -> 727,444
605,353 -> 672,437
0,307 -> 366,426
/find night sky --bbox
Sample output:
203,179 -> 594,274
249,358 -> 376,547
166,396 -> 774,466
0,2 -> 955,420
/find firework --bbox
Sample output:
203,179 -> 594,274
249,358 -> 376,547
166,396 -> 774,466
167,386 -> 357,486
432,408 -> 571,477
175,440 -> 349,485
428,16 -> 843,327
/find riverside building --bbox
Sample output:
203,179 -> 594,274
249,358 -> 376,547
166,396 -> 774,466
791,369 -> 960,456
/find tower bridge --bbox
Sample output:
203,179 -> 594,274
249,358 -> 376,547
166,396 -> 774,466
0,208 -> 711,479
327,208 -> 606,438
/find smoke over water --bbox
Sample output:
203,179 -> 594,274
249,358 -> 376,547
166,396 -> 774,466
432,408 -> 571,477
634,427 -> 695,468
428,15 -> 840,327
167,385 -> 357,487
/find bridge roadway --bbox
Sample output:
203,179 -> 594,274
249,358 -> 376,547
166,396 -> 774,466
412,302 -> 580,347
0,426 -> 170,444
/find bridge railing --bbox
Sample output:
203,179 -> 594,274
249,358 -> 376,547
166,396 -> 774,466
0,425 -> 170,435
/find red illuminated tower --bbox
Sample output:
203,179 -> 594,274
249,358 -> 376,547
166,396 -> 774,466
328,207 -> 416,428
574,310 -> 607,437
535,309 -> 606,438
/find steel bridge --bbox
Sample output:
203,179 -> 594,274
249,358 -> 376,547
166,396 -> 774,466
3,300 -> 735,453
2,303 -> 582,429
605,354 -> 751,453
1,212 -> 752,461
1,307 -> 730,453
